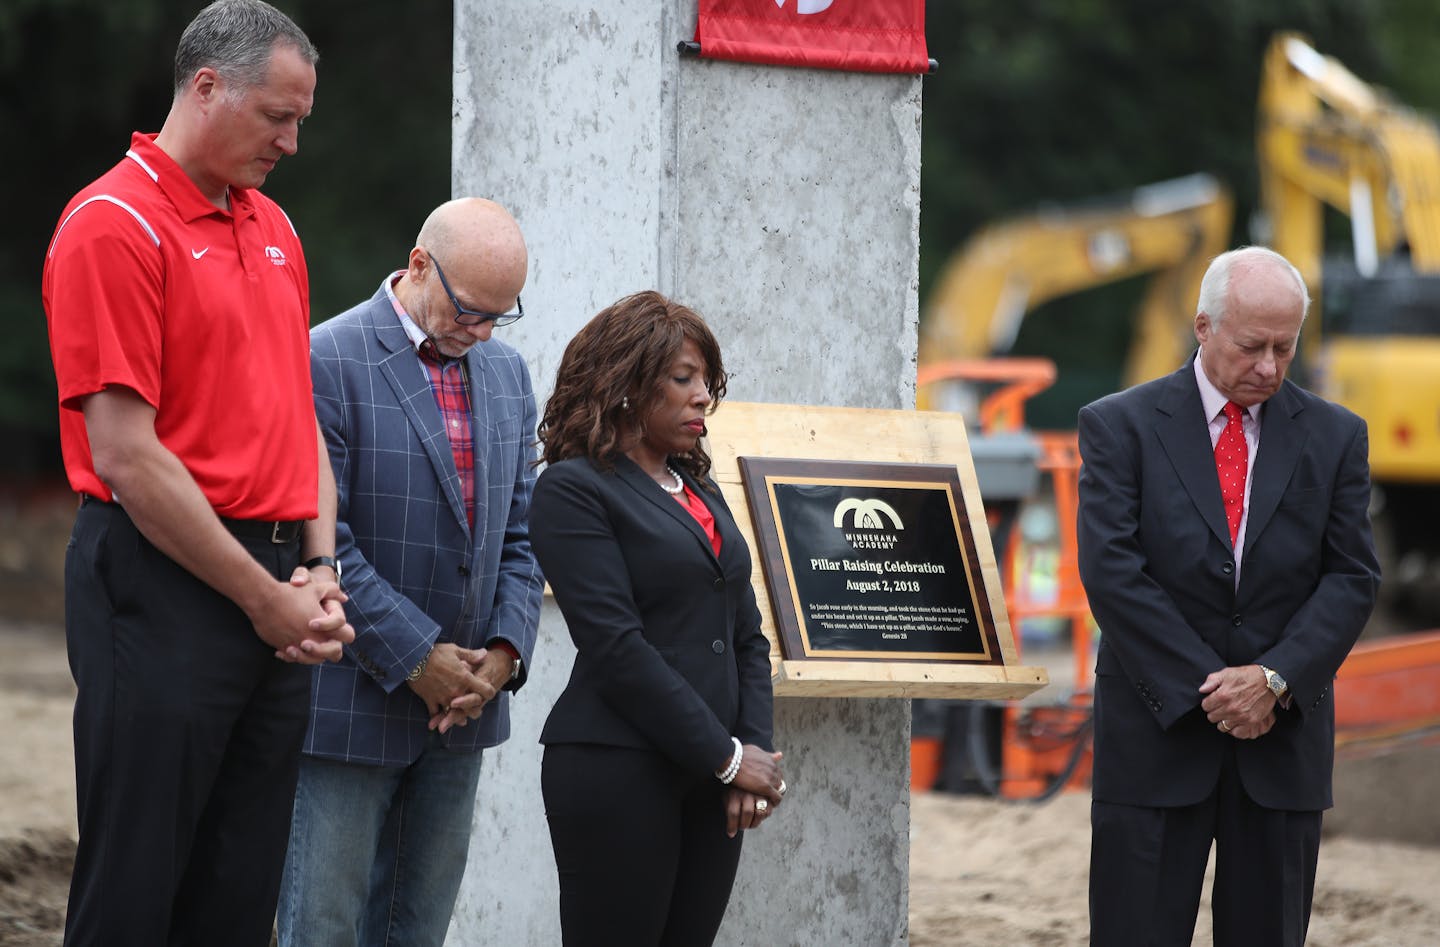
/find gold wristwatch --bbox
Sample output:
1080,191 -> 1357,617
1259,665 -> 1287,699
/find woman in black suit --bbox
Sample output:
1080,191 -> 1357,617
531,291 -> 785,946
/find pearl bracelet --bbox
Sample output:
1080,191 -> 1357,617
716,737 -> 743,784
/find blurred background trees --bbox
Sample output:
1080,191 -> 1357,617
2,0 -> 1435,472
0,0 -> 452,476
918,0 -> 1437,425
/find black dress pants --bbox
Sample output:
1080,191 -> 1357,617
1089,747 -> 1322,947
542,743 -> 745,947
63,500 -> 311,947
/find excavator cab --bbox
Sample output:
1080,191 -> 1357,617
1257,32 -> 1440,625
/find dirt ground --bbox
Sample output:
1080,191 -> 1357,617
909,791 -> 1440,946
2,619 -> 1439,946
0,622 -> 78,947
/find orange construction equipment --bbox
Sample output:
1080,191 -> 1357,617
991,428 -> 1094,800
914,359 -> 1095,800
1333,630 -> 1440,757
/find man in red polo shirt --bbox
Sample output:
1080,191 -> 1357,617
40,3 -> 353,944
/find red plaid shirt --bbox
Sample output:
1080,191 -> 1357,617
417,341 -> 475,529
385,274 -> 475,529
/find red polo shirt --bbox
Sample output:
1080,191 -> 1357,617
43,133 -> 318,521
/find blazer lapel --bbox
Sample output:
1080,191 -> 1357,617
1152,365 -> 1232,549
462,345 -> 492,537
1243,381 -> 1306,559
616,456 -> 721,569
372,311 -> 470,532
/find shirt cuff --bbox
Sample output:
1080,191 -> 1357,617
487,639 -> 521,663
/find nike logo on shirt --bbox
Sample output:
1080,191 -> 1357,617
191,247 -> 209,260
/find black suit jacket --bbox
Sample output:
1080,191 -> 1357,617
532,455 -> 774,777
1076,362 -> 1379,811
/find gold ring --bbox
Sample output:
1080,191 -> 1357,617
1219,720 -> 1232,733
755,799 -> 769,813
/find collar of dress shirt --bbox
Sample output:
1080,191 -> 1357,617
381,270 -> 433,355
1193,355 -> 1259,427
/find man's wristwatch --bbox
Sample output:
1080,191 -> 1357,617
303,555 -> 341,584
406,647 -> 433,682
1259,664 -> 1288,699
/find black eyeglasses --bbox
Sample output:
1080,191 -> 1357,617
426,252 -> 524,327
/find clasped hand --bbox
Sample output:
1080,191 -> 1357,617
1199,665 -> 1276,739
407,643 -> 513,734
251,567 -> 354,665
724,746 -> 786,838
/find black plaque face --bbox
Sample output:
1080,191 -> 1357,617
739,457 -> 1002,664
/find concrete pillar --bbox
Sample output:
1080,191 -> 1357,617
451,3 -> 922,943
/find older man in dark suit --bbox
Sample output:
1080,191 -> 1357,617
277,198 -> 544,946
1077,246 -> 1380,946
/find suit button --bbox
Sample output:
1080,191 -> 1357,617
712,640 -> 725,654
713,577 -> 725,590
458,565 -> 470,577
1221,561 -> 1234,575
1231,614 -> 1242,626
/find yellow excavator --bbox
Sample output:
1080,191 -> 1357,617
1257,32 -> 1440,622
917,172 -> 1234,408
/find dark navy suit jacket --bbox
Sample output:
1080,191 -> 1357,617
531,455 -> 774,777
303,285 -> 544,766
1077,360 -> 1379,811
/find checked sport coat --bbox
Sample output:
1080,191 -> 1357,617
303,283 -> 544,766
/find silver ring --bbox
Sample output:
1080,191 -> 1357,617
1219,720 -> 1232,733
755,799 -> 769,813
778,780 -> 787,797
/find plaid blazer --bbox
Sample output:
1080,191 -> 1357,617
304,286 -> 544,766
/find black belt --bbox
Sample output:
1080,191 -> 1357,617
220,517 -> 304,544
80,494 -> 304,544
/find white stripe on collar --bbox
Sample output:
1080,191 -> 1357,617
124,149 -> 160,183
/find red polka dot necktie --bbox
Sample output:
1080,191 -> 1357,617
1215,401 -> 1248,547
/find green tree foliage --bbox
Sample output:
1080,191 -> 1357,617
1,0 -> 451,475
918,0 -> 1416,426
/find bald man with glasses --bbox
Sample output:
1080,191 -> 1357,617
279,197 -> 544,947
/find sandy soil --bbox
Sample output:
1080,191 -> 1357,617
909,791 -> 1440,946
0,623 -> 77,947
3,620 -> 1439,946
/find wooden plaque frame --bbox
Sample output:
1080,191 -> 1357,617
738,457 -> 1004,665
705,401 -> 1048,700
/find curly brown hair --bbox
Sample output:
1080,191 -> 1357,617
538,290 -> 728,481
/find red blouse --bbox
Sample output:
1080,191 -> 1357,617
673,484 -> 722,556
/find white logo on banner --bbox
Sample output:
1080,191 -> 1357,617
833,498 -> 904,531
775,0 -> 835,14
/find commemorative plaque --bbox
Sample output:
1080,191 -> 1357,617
738,457 -> 1002,665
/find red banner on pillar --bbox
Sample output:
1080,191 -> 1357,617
694,0 -> 929,74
